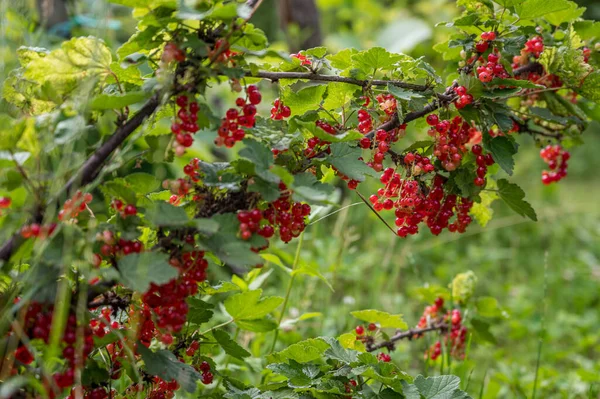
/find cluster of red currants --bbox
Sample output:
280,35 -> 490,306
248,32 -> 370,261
111,199 -> 137,218
216,85 -> 262,148
474,31 -> 497,54
370,173 -> 474,237
344,379 -> 358,396
210,38 -> 237,65
164,177 -> 194,206
147,378 -> 180,399
20,222 -> 57,240
540,144 -> 569,184
305,134 -> 332,158
354,322 -> 378,337
199,360 -> 214,385
142,250 -> 208,338
404,152 -> 435,175
97,230 -> 144,260
523,36 -> 545,58
452,85 -> 474,109
11,302 -> 95,394
237,184 -> 311,244
471,144 -> 495,186
162,42 -> 186,64
171,95 -> 200,156
357,109 -> 373,133
415,297 -> 468,360
361,125 -> 406,173
426,114 -> 480,172
476,50 -> 509,83
270,98 -> 292,120
58,191 -> 93,221
67,386 -> 111,399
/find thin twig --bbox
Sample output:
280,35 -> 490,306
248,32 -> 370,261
366,322 -> 447,352
246,70 -> 430,92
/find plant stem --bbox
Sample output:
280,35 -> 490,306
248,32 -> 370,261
197,318 -> 234,337
270,232 -> 304,353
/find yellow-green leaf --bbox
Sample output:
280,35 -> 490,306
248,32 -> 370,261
350,309 -> 408,329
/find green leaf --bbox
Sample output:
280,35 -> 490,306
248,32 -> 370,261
81,360 -> 109,386
327,143 -> 377,181
577,70 -> 600,102
497,179 -> 537,221
0,116 -> 34,152
387,85 -> 424,101
481,88 -> 521,99
118,252 -> 179,292
291,173 -> 335,203
292,264 -> 333,291
213,330 -> 251,360
23,37 -> 112,95
236,318 -> 278,332
483,135 -> 517,175
145,202 -> 190,227
515,0 -> 572,19
90,91 -> 150,110
293,118 -> 362,143
471,189 -> 498,227
224,289 -> 284,321
268,338 -> 330,364
239,139 -> 279,184
304,47 -> 327,58
452,169 -> 479,198
124,172 -> 161,194
471,318 -> 497,344
199,214 -> 265,268
322,337 -> 359,364
192,218 -> 220,236
322,83 -> 358,110
267,360 -> 321,388
326,48 -> 359,71
545,1 -> 585,25
476,296 -> 506,318
489,78 -> 544,89
350,309 -> 408,329
187,297 -> 214,325
281,86 -> 327,117
138,344 -> 201,393
248,177 -> 281,202
528,107 -> 570,125
351,47 -> 403,72
573,20 -> 600,41
412,375 -> 472,399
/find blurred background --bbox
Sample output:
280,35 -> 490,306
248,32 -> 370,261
1,0 -> 599,397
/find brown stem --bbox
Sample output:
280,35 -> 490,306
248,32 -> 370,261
366,322 -> 447,352
247,70 -> 430,92
513,62 -> 543,76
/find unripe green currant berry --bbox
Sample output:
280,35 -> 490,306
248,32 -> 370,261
460,49 -> 466,59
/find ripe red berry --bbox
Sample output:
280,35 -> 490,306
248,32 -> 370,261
124,204 -> 137,216
0,196 -> 11,208
426,114 -> 439,126
200,361 -> 211,372
355,325 -> 365,335
368,323 -> 377,331
248,90 -> 262,105
475,40 -> 489,53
